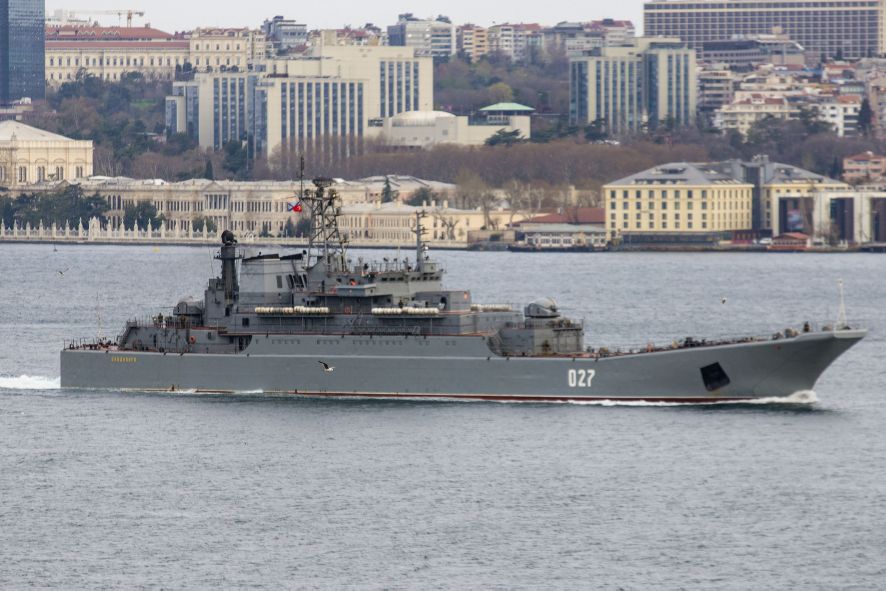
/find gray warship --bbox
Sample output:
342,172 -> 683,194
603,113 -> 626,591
61,179 -> 865,402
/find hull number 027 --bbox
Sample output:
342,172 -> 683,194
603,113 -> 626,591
568,369 -> 596,388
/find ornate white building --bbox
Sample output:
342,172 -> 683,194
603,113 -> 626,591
0,121 -> 93,187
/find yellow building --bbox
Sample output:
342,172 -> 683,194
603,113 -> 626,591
0,121 -> 93,187
604,162 -> 754,240
45,25 -> 190,85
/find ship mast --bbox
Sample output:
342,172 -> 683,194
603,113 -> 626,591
412,210 -> 428,272
304,177 -> 348,273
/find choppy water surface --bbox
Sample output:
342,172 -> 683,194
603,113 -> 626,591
1,244 -> 885,588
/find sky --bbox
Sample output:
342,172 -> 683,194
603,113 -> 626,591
46,1 -> 647,34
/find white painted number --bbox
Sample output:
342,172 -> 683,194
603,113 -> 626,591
568,369 -> 596,388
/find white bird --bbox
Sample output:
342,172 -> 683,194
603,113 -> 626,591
318,361 -> 335,373
721,297 -> 728,305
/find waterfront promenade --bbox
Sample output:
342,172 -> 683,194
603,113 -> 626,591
0,218 -> 467,249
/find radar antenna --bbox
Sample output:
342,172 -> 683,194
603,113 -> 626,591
304,177 -> 348,273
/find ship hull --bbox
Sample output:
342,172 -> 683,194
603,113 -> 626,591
60,330 -> 865,402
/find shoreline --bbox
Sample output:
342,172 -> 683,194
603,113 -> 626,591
1,237 -> 883,253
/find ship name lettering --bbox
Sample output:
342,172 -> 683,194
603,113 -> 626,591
111,356 -> 137,363
568,369 -> 596,388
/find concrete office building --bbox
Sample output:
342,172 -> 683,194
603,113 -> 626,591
644,0 -> 886,62
166,46 -> 433,160
569,37 -> 696,134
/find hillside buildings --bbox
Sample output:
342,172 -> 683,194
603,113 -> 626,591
644,0 -> 885,62
0,120 -> 92,186
708,66 -> 865,137
487,23 -> 543,63
456,25 -> 488,62
843,151 -> 886,183
1,0 -> 45,103
387,14 -> 456,60
569,37 -> 697,133
699,35 -> 806,71
262,17 -> 308,55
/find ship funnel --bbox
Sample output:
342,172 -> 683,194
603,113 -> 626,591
217,230 -> 240,305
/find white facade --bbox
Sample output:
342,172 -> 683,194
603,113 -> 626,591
173,46 -> 434,159
0,121 -> 93,187
376,110 -> 531,148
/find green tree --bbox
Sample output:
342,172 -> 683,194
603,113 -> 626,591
406,186 -> 439,206
583,118 -> 608,142
828,157 -> 843,180
203,159 -> 215,180
486,82 -> 514,104
222,140 -> 248,178
798,107 -> 832,135
294,218 -> 311,237
858,98 -> 874,137
283,218 -> 297,237
381,176 -> 399,203
191,216 -> 218,234
485,129 -> 524,146
124,202 -> 163,230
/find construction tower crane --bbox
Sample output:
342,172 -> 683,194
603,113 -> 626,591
68,9 -> 146,28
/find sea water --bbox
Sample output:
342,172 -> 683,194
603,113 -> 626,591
1,244 -> 884,588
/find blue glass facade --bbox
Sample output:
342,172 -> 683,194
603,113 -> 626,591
0,0 -> 45,103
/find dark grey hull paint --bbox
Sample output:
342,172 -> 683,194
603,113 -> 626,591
60,330 -> 865,402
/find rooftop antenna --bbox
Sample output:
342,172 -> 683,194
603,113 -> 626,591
836,278 -> 848,330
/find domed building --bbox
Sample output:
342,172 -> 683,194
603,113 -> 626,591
373,104 -> 531,148
0,121 -> 93,188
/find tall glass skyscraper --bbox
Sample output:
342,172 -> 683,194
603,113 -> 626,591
0,0 -> 45,104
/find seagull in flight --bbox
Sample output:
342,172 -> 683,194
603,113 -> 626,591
318,361 -> 335,373
720,297 -> 728,305
57,267 -> 69,277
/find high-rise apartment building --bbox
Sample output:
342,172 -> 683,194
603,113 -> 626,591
387,14 -> 456,60
457,25 -> 488,62
487,23 -> 543,63
569,38 -> 697,134
644,0 -> 886,61
0,0 -> 44,103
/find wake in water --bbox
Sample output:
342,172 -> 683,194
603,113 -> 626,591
0,375 -> 61,390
